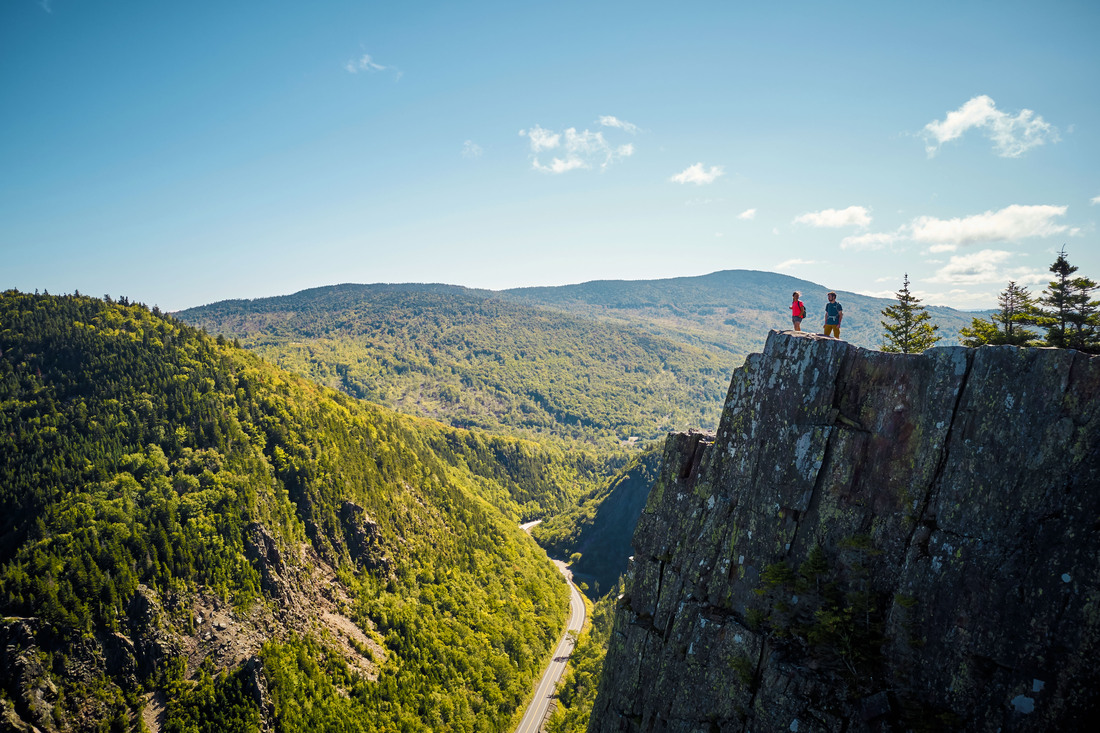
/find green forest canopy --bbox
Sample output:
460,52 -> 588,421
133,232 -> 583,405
0,290 -> 605,732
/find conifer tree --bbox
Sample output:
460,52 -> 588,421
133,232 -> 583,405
880,273 -> 941,354
959,281 -> 1040,347
1037,247 -> 1099,352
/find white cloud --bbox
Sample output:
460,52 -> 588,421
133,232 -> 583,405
599,115 -> 639,134
776,258 -> 814,269
1091,194 -> 1100,205
922,95 -> 1058,158
738,208 -> 757,220
930,249 -> 1012,285
519,125 -> 561,152
520,123 -> 634,174
909,204 -> 1069,246
927,243 -> 957,254
462,140 -> 483,159
670,163 -> 724,185
929,249 -> 1046,286
534,156 -> 586,174
345,53 -> 388,74
839,231 -> 899,251
859,288 -> 900,299
794,206 -> 871,228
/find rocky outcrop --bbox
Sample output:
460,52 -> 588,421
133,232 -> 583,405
340,501 -> 393,577
590,331 -> 1100,732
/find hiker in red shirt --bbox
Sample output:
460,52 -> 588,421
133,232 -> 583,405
790,291 -> 806,331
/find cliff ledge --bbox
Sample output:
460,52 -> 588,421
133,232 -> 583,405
591,331 -> 1099,732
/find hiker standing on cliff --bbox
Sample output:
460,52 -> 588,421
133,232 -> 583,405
790,291 -> 806,331
823,291 -> 843,339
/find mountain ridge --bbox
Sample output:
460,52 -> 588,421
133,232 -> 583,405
0,290 -> 586,732
176,270 -> 983,452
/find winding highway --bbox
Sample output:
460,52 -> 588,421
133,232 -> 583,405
515,523 -> 587,733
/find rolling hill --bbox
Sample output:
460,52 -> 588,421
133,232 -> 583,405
177,271 -> 983,453
176,284 -> 733,450
0,290 -> 600,732
501,269 -> 981,354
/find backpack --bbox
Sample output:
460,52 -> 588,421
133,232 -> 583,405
798,301 -> 806,318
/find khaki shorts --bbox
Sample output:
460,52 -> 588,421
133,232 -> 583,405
823,324 -> 841,338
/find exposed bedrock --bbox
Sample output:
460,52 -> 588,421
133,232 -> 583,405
590,331 -> 1100,733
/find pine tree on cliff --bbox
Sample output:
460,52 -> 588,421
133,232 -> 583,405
880,273 -> 941,354
1038,247 -> 1100,353
959,281 -> 1041,347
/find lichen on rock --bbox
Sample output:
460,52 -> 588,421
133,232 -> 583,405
590,331 -> 1100,732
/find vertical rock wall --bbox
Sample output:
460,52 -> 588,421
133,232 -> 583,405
590,331 -> 1100,732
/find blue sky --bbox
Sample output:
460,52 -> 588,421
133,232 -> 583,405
3,0 -> 1098,312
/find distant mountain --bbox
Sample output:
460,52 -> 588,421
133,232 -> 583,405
177,272 -> 983,453
501,269 -> 981,354
177,284 -> 732,450
0,291 -> 594,732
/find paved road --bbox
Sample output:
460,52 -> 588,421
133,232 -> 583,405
515,526 -> 587,733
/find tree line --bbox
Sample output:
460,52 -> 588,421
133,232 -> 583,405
879,248 -> 1099,354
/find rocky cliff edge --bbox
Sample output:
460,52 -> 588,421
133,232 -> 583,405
591,331 -> 1100,732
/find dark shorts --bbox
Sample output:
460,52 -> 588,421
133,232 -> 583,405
792,317 -> 803,324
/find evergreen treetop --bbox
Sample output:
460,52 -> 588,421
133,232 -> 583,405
880,274 -> 941,354
959,281 -> 1040,347
1038,247 -> 1100,353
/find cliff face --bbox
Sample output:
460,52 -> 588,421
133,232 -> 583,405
590,331 -> 1100,732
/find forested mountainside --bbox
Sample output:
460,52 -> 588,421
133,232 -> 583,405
176,284 -> 731,450
0,290 -> 596,732
533,444 -> 664,599
502,269 -> 978,353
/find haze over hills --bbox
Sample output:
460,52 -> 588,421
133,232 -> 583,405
502,269 -> 979,354
177,270 -> 982,452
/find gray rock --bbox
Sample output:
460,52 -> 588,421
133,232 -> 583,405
590,332 -> 1100,732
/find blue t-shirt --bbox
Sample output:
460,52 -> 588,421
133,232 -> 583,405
825,301 -> 842,325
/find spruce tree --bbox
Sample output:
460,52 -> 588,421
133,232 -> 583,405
959,281 -> 1039,347
1038,247 -> 1100,352
880,273 -> 941,353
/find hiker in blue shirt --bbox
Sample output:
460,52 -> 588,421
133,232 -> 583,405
823,292 -> 843,339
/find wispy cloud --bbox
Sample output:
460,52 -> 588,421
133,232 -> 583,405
776,258 -> 815,269
738,208 -> 757,220
909,204 -> 1071,246
519,124 -> 634,173
599,115 -> 639,134
839,231 -> 900,251
345,52 -> 402,79
929,249 -> 1046,286
670,163 -> 724,185
462,140 -> 483,159
1091,194 -> 1100,205
922,95 -> 1058,158
345,53 -> 387,73
520,125 -> 560,152
794,206 -> 871,228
